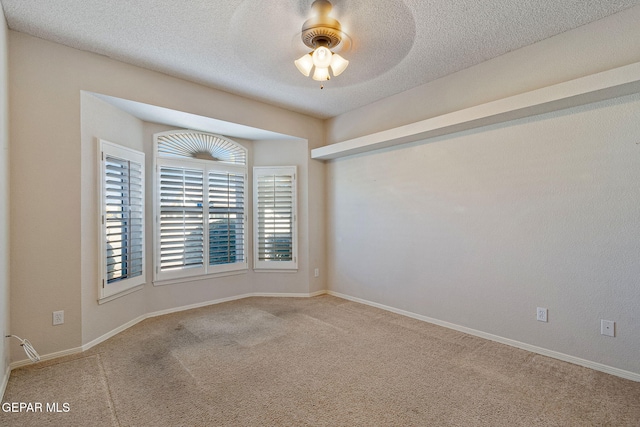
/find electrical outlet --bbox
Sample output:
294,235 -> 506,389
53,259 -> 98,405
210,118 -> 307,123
536,307 -> 548,322
53,310 -> 64,326
601,319 -> 615,337
314,268 -> 319,278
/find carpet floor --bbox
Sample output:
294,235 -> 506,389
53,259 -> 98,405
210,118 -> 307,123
2,295 -> 640,426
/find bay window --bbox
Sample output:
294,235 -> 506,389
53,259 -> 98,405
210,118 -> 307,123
154,131 -> 247,283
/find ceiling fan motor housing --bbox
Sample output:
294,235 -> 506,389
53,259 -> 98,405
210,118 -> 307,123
301,0 -> 343,49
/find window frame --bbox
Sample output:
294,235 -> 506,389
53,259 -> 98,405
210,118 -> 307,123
153,131 -> 248,285
253,166 -> 298,271
98,139 -> 146,301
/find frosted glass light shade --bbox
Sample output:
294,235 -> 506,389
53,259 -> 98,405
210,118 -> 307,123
312,46 -> 333,68
295,46 -> 349,80
330,53 -> 349,76
294,53 -> 314,76
312,66 -> 330,81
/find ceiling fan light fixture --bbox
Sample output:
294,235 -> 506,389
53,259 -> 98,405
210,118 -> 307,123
329,53 -> 349,76
294,53 -> 314,76
312,45 -> 333,68
295,0 -> 349,83
312,66 -> 330,81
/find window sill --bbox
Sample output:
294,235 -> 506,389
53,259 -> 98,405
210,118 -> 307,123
253,269 -> 299,273
98,284 -> 145,305
153,269 -> 248,286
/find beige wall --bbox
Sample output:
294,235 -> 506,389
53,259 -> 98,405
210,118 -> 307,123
325,7 -> 640,375
1,6 -> 10,388
80,93 -> 148,345
9,31 -> 325,360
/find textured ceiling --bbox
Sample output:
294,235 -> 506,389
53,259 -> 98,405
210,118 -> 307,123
2,0 -> 640,119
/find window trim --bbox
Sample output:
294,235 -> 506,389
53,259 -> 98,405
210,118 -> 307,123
98,139 -> 146,302
153,131 -> 248,284
253,166 -> 298,271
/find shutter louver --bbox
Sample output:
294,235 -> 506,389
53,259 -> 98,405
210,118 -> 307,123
156,132 -> 247,165
256,172 -> 294,262
159,166 -> 204,271
209,172 -> 245,266
105,155 -> 144,284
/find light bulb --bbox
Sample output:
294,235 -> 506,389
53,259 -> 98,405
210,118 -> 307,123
330,53 -> 349,76
312,46 -> 333,68
312,66 -> 330,81
294,53 -> 314,77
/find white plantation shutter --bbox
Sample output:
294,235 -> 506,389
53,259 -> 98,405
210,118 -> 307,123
105,157 -> 144,281
154,131 -> 248,283
100,140 -> 145,300
254,166 -> 297,270
157,131 -> 247,165
209,172 -> 246,268
158,166 -> 205,276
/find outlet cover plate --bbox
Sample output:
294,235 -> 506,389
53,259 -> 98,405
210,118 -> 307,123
536,307 -> 548,322
601,319 -> 615,337
53,310 -> 64,326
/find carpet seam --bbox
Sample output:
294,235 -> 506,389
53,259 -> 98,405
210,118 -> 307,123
95,352 -> 122,427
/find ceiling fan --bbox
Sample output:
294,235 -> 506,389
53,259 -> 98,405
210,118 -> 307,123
294,0 -> 350,82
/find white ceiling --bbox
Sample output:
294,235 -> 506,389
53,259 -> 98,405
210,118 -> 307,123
2,0 -> 640,119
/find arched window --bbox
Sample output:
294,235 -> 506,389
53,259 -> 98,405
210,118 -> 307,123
153,131 -> 248,283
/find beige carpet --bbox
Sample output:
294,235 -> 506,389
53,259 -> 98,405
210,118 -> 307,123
2,295 -> 640,426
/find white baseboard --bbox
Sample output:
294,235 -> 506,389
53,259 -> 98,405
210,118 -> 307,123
10,346 -> 83,370
145,294 -> 253,320
1,364 -> 9,400
10,290 -> 638,383
327,291 -> 640,383
309,290 -> 328,297
146,291 -> 327,320
252,290 -> 328,298
10,291 -> 328,369
81,314 -> 147,352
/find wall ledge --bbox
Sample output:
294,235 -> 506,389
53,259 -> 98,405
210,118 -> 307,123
312,61 -> 640,160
